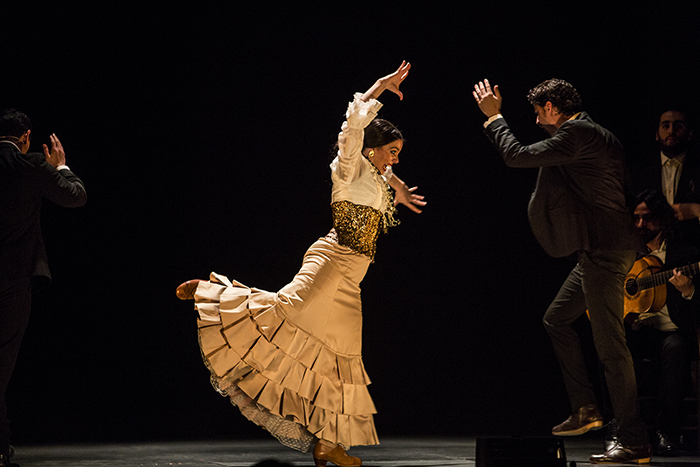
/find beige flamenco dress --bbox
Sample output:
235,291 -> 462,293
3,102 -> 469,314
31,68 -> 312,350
191,93 -> 400,453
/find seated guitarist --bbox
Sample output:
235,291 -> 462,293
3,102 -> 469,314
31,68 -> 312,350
624,188 -> 700,455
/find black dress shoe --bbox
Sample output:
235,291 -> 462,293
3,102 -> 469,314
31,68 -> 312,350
655,430 -> 679,456
589,441 -> 652,464
604,418 -> 619,452
552,404 -> 604,436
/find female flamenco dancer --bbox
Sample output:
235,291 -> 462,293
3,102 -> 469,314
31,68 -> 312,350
176,61 -> 425,467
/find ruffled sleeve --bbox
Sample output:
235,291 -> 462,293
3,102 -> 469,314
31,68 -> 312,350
382,165 -> 394,183
332,93 -> 383,184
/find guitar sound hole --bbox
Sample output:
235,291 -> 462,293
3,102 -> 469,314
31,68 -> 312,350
625,279 -> 638,296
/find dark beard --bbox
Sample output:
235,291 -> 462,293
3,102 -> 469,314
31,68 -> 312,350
539,123 -> 557,137
638,227 -> 660,244
661,138 -> 690,158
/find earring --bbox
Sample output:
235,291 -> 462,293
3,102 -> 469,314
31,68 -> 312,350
369,150 -> 375,158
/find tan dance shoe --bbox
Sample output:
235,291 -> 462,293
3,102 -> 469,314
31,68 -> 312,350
175,279 -> 202,300
552,404 -> 603,436
313,442 -> 362,467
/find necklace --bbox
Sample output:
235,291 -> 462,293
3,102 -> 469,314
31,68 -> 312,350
364,156 -> 400,233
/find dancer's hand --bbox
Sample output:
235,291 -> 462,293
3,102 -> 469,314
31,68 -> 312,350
390,174 -> 426,213
361,61 -> 411,102
473,79 -> 502,118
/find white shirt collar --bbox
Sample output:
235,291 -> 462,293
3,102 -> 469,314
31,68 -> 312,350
661,151 -> 686,165
0,140 -> 21,151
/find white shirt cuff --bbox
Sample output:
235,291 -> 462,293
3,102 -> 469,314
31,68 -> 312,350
56,165 -> 70,171
483,114 -> 503,128
682,286 -> 695,300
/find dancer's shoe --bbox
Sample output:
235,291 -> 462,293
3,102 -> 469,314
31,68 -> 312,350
552,404 -> 603,436
312,442 -> 362,467
175,279 -> 202,300
589,441 -> 652,464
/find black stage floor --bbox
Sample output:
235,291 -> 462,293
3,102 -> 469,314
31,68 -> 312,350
9,436 -> 700,467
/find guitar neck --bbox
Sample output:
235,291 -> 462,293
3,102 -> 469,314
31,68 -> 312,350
636,261 -> 700,291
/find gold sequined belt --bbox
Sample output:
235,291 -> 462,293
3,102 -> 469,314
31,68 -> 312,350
329,201 -> 382,261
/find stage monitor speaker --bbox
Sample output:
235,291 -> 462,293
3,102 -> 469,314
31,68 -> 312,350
476,436 -> 567,467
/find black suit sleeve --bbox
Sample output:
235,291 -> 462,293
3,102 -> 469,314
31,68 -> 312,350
33,157 -> 86,207
485,118 -> 587,168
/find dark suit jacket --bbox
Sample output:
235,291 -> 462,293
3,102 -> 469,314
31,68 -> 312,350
485,112 -> 645,258
0,141 -> 86,289
631,149 -> 700,245
661,239 -> 700,360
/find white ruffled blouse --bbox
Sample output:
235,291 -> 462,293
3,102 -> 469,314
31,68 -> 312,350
330,93 -> 393,212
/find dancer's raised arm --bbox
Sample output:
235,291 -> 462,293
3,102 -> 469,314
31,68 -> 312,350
361,61 -> 411,102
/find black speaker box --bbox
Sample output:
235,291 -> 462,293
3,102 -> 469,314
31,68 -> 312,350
476,436 -> 567,467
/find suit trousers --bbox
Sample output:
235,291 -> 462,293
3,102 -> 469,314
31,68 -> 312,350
626,326 -> 687,435
0,278 -> 32,454
543,249 -> 648,446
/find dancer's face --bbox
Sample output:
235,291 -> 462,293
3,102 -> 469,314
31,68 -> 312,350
369,139 -> 403,174
533,103 -> 561,135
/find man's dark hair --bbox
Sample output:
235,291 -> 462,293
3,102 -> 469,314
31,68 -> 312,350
527,79 -> 583,116
363,118 -> 404,149
633,188 -> 679,241
0,108 -> 32,139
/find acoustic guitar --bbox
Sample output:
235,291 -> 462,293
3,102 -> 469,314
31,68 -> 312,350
623,255 -> 700,322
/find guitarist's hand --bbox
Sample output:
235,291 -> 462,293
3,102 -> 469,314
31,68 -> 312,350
669,269 -> 695,299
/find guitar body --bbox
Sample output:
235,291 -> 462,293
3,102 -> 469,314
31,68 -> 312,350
586,254 -> 698,323
623,255 -> 666,319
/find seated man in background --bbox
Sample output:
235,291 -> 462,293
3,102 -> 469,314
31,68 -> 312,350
620,189 -> 700,456
631,109 -> 700,246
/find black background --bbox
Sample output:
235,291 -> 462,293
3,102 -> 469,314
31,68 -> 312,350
2,3 -> 700,444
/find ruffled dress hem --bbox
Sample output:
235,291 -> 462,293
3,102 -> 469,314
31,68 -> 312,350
194,240 -> 379,451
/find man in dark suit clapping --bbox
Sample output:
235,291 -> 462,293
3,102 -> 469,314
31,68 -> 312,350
473,79 -> 650,464
0,109 -> 86,467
